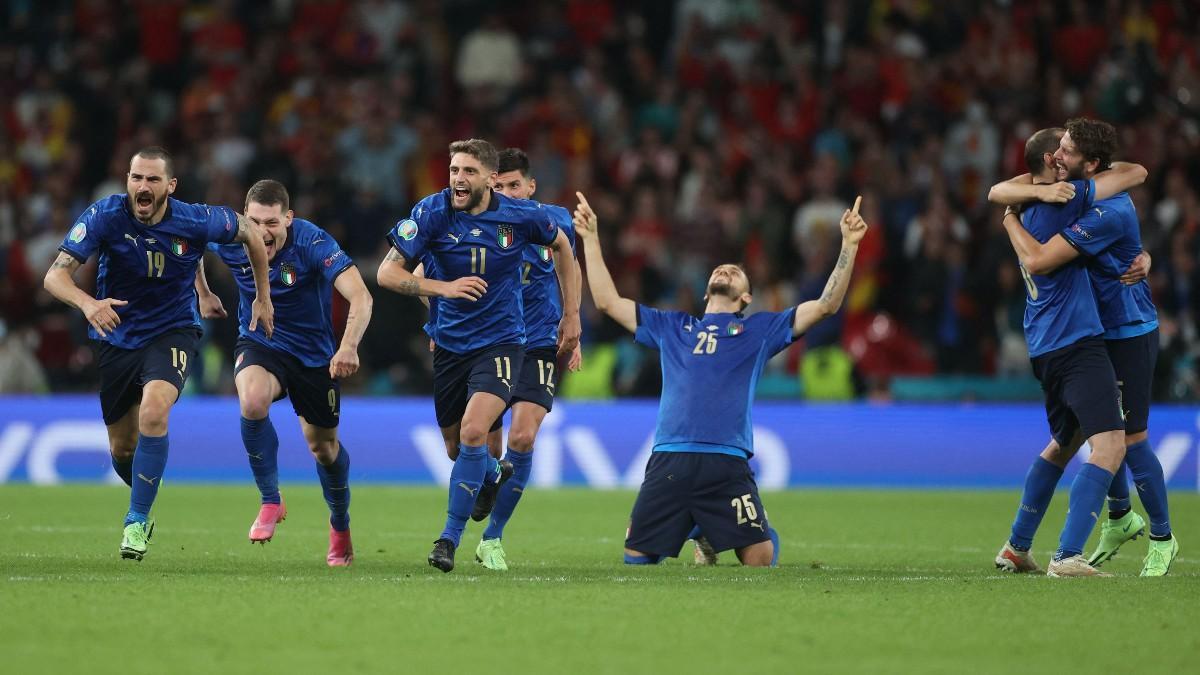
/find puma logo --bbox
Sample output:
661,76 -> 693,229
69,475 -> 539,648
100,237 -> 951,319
457,482 -> 478,497
447,233 -> 461,243
124,233 -> 141,246
512,487 -> 523,493
749,522 -> 765,531
499,378 -> 511,390
137,473 -> 159,486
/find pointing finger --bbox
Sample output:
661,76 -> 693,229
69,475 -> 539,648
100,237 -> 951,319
851,195 -> 862,215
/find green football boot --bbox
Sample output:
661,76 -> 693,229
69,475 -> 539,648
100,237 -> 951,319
475,538 -> 509,571
1140,536 -> 1179,577
119,519 -> 155,561
1086,510 -> 1145,567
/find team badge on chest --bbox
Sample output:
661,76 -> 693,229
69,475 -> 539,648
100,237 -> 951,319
170,237 -> 189,256
537,245 -> 550,262
497,224 -> 513,249
280,262 -> 297,286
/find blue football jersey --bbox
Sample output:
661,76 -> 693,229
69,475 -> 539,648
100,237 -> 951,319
1059,193 -> 1158,340
520,203 -> 576,349
210,219 -> 353,367
635,306 -> 796,458
58,195 -> 239,349
387,189 -> 558,354
1017,180 -> 1105,357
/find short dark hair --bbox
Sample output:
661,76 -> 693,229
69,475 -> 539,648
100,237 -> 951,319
1024,128 -> 1063,174
132,146 -> 174,177
1064,117 -> 1118,171
448,139 -> 498,172
497,148 -> 531,176
245,179 -> 290,212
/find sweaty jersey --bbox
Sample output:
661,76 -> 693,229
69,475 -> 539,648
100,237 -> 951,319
210,218 -> 353,367
387,189 -> 558,354
1017,179 -> 1104,357
521,204 -> 576,349
1060,192 -> 1158,340
635,306 -> 797,458
59,194 -> 239,350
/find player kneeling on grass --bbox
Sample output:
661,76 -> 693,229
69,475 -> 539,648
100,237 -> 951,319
196,180 -> 372,567
575,191 -> 868,566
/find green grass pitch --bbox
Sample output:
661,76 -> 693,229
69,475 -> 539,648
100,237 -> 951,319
2,485 -> 1198,674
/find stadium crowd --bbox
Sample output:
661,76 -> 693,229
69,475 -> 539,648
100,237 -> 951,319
1,0 -> 1198,400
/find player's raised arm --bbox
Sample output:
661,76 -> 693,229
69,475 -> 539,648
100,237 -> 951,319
988,174 -> 1077,206
792,196 -> 868,337
233,213 -> 274,338
44,251 -> 127,338
999,206 -> 1080,275
574,191 -> 636,333
548,226 -> 581,356
568,254 -> 583,370
377,247 -> 487,300
330,266 -> 373,379
193,253 -> 228,319
1091,161 -> 1147,201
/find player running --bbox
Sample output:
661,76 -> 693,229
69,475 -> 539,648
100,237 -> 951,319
43,146 -> 274,561
195,180 -> 372,566
575,190 -> 868,567
473,147 -> 581,571
377,139 -> 580,572
989,120 -> 1177,576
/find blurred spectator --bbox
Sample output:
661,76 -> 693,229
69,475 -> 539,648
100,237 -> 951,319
2,0 -> 1199,401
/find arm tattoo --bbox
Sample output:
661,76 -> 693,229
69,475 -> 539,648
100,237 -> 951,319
236,214 -> 250,242
385,248 -> 405,263
396,279 -> 420,296
835,248 -> 850,270
819,271 -> 840,304
51,252 -> 77,270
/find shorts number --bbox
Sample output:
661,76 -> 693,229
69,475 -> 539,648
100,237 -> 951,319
693,332 -> 717,355
146,251 -> 165,278
494,356 -> 511,380
470,247 -> 487,275
731,494 -> 758,524
327,388 -> 337,413
537,359 -> 555,386
521,262 -> 532,285
170,347 -> 187,372
1018,264 -> 1038,300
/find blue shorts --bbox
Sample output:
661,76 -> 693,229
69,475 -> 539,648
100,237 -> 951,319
97,327 -> 200,425
235,337 -> 340,429
432,343 -> 524,429
510,346 -> 559,412
1106,329 -> 1158,435
625,452 -> 771,558
1030,336 -> 1124,446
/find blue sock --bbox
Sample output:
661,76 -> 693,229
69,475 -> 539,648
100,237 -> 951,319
686,524 -> 703,540
111,456 -> 133,487
483,449 -> 532,540
483,454 -> 501,485
1008,457 -> 1064,550
624,552 -> 662,565
1106,461 -> 1131,514
768,526 -> 780,567
316,443 -> 351,532
1055,463 -> 1114,560
1124,439 -> 1172,537
125,433 -> 168,525
240,416 -> 280,504
440,443 -> 487,546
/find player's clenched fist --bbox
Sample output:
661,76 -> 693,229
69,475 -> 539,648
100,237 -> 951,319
573,191 -> 597,239
1035,182 -> 1075,204
441,276 -> 488,301
329,346 -> 360,379
840,195 -> 868,245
